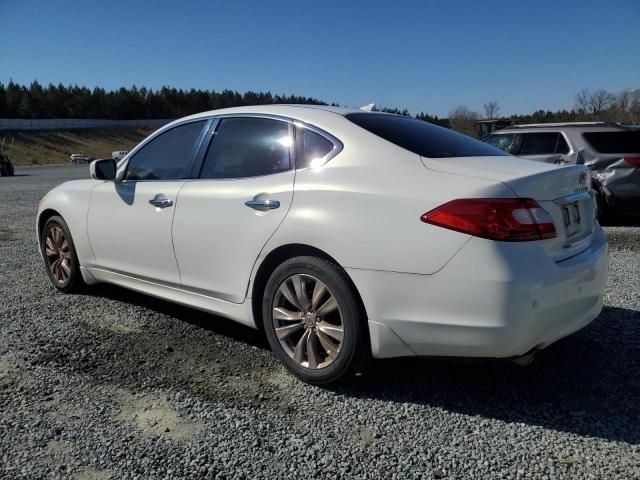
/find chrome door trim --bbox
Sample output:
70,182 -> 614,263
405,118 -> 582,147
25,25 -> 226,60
244,199 -> 281,210
148,195 -> 174,208
553,191 -> 591,205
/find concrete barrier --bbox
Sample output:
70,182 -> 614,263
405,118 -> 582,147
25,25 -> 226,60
0,118 -> 173,130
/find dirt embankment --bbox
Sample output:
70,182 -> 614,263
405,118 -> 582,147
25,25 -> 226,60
1,127 -> 154,165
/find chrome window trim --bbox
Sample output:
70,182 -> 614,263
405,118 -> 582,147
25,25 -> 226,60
116,117 -> 211,182
293,120 -> 344,170
115,112 -> 344,182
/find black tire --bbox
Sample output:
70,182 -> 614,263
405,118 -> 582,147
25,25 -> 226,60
0,163 -> 6,177
6,162 -> 14,176
262,256 -> 370,385
594,188 -> 610,224
41,215 -> 84,293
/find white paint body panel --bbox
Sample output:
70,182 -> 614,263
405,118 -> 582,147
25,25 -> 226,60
87,181 -> 184,284
37,105 -> 609,361
173,172 -> 295,303
351,225 -> 608,358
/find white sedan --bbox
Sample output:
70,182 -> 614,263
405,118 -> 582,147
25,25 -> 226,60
37,105 -> 609,385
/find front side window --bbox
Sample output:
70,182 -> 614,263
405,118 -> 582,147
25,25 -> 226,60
200,117 -> 292,179
296,128 -> 335,168
346,113 -> 508,158
125,121 -> 206,181
482,133 -> 518,153
519,132 -> 561,155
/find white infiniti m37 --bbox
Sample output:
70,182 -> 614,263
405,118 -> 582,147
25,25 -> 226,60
37,105 -> 609,384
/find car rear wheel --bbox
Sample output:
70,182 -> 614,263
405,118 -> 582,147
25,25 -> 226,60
41,216 -> 84,293
262,256 -> 369,385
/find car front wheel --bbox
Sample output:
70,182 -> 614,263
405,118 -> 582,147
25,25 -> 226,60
41,215 -> 84,293
262,256 -> 369,385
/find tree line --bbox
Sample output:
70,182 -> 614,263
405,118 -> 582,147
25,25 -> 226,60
0,80 -> 330,120
0,81 -> 638,135
448,88 -> 640,137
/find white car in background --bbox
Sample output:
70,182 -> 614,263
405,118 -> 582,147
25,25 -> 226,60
69,154 -> 94,164
37,105 -> 609,385
112,150 -> 129,161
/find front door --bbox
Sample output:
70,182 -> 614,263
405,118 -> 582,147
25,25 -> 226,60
87,120 -> 207,284
172,116 -> 295,303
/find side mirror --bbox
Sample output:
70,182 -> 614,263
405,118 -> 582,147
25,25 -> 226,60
90,158 -> 117,181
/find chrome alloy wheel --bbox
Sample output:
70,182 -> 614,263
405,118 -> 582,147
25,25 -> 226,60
44,225 -> 72,284
272,274 -> 344,369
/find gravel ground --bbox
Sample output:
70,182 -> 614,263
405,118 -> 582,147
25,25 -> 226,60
1,165 -> 639,479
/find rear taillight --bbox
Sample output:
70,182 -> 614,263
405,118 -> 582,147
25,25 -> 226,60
421,198 -> 556,241
624,156 -> 640,167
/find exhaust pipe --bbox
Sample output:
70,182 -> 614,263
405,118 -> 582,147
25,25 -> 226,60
511,349 -> 537,367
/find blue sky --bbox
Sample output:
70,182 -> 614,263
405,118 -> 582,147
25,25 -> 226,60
1,0 -> 638,117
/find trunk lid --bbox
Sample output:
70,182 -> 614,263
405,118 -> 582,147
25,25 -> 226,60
422,156 -> 596,261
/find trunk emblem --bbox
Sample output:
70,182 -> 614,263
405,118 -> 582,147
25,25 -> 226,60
578,172 -> 587,185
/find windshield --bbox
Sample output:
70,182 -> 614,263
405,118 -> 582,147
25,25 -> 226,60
346,113 -> 509,158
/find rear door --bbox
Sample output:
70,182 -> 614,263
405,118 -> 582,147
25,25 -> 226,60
516,131 -> 573,164
87,120 -> 208,284
172,116 -> 295,303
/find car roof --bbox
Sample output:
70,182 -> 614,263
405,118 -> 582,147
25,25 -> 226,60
178,104 -> 421,123
180,104 -> 361,121
163,104 -> 409,135
490,122 -> 629,134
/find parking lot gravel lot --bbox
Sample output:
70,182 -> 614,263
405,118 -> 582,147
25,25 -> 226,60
1,165 -> 639,479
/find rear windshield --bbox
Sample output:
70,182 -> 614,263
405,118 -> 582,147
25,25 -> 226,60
583,131 -> 640,154
346,113 -> 508,158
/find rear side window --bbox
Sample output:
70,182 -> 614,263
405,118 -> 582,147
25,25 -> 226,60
200,117 -> 292,179
583,131 -> 640,153
345,113 -> 508,158
296,128 -> 335,168
519,132 -> 562,155
126,121 -> 206,180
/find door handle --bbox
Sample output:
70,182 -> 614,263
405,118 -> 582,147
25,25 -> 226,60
244,199 -> 280,211
149,195 -> 174,208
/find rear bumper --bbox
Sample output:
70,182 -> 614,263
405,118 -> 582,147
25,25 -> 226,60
349,226 -> 609,359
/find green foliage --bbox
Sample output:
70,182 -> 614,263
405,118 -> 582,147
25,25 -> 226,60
0,81 -> 327,119
2,81 -> 637,128
511,109 -> 578,124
